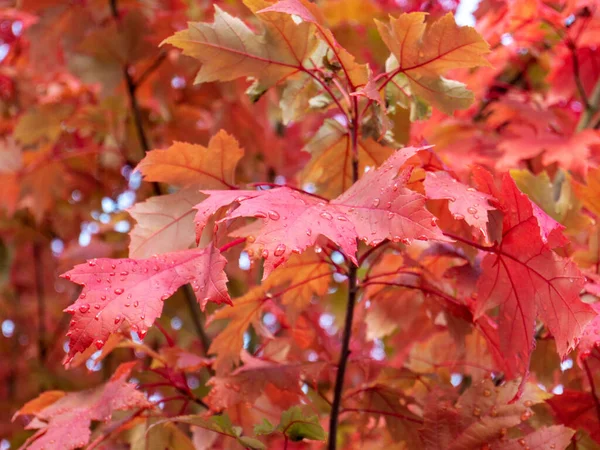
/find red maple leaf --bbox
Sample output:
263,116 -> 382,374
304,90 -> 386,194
474,175 -> 595,376
547,390 -> 600,443
195,147 -> 446,277
14,362 -> 151,450
61,246 -> 230,362
424,170 -> 496,239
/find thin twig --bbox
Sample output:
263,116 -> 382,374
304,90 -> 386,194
583,359 -> 600,425
135,51 -> 168,87
576,78 -> 600,131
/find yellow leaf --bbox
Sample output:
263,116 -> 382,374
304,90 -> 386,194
574,166 -> 600,217
376,13 -> 490,114
135,130 -> 244,188
512,169 -> 591,233
267,250 -> 332,321
14,104 -> 73,146
208,286 -> 268,375
161,1 -> 318,89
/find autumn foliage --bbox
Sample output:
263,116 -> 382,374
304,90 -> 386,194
3,0 -> 600,448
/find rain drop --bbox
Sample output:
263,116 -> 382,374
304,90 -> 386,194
274,244 -> 286,257
306,229 -> 312,236
467,207 -> 478,215
88,260 -> 96,267
268,210 -> 280,220
372,198 -> 380,207
337,216 -> 347,221
416,235 -> 428,241
114,316 -> 121,324
261,249 -> 269,258
114,288 -> 124,295
100,295 -> 106,301
94,339 -> 104,349
120,271 -> 128,276
140,314 -> 145,320
320,211 -> 333,220
133,300 -> 139,308
161,294 -> 169,301
79,304 -> 90,313
79,293 -> 86,300
453,213 -> 465,220
247,235 -> 256,243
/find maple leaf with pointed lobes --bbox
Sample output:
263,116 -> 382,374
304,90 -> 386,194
135,130 -> 244,188
497,425 -> 575,450
195,147 -> 446,278
194,188 -> 357,278
547,391 -> 600,443
161,0 -> 317,89
265,250 -> 332,321
330,147 -> 449,245
376,12 -> 491,114
574,165 -> 600,217
424,171 -> 496,239
13,362 -> 152,450
421,379 -> 551,449
474,175 -> 595,377
61,246 -> 230,362
206,353 -> 327,411
207,285 -> 270,375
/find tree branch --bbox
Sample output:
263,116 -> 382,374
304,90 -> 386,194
576,77 -> 600,131
583,359 -> 600,425
328,96 -> 360,450
108,0 -> 210,350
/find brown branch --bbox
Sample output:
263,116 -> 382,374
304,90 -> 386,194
583,359 -> 600,425
135,51 -> 167,87
108,0 -> 210,350
328,96 -> 360,450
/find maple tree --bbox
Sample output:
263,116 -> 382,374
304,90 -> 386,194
3,0 -> 600,448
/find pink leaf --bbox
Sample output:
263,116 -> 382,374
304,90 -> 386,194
331,148 -> 448,246
424,170 -> 495,239
61,246 -> 229,362
15,363 -> 151,450
194,147 -> 448,278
